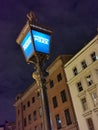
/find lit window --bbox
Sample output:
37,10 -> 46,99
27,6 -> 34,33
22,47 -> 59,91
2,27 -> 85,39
55,114 -> 62,129
81,60 -> 87,69
77,82 -> 83,92
91,52 -> 96,62
73,67 -> 78,76
91,92 -> 98,106
64,109 -> 72,125
81,97 -> 88,111
86,118 -> 95,130
86,75 -> 93,86
57,73 -> 62,82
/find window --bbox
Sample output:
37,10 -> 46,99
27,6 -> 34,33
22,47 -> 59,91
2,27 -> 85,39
41,123 -> 43,130
39,107 -> 42,117
24,117 -> 27,127
55,114 -> 62,129
81,97 -> 88,111
77,82 -> 83,92
91,92 -> 98,106
87,118 -> 95,130
32,97 -> 35,103
57,73 -> 62,82
33,110 -> 37,121
60,90 -> 67,103
28,114 -> 31,124
23,105 -> 26,111
52,96 -> 58,108
49,79 -> 54,88
35,126 -> 38,130
18,121 -> 20,130
91,52 -> 96,62
73,67 -> 78,76
86,75 -> 93,86
81,60 -> 87,69
18,109 -> 20,115
64,109 -> 72,125
37,91 -> 41,98
27,101 -> 30,107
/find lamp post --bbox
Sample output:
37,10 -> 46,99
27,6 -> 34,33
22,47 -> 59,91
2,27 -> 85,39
16,11 -> 52,130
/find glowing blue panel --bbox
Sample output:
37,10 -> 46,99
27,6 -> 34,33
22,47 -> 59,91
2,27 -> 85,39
32,30 -> 51,54
21,31 -> 34,60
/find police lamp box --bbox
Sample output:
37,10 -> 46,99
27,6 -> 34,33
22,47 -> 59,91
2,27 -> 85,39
16,23 -> 52,62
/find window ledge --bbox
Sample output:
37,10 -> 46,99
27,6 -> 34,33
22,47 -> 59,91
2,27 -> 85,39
82,110 -> 92,117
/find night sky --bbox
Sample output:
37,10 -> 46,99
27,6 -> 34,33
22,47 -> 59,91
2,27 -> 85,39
0,0 -> 98,124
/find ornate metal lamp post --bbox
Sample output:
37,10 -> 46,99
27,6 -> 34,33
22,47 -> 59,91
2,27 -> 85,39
16,11 -> 52,130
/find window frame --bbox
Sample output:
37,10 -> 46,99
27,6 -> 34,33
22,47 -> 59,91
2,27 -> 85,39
73,67 -> 78,76
60,89 -> 67,103
77,81 -> 83,92
64,109 -> 72,125
81,60 -> 87,69
52,96 -> 58,108
55,114 -> 62,129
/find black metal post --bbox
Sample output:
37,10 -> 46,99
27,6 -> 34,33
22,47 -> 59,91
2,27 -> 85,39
30,53 -> 51,130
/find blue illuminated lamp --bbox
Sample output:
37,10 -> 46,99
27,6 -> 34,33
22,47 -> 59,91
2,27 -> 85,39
16,22 -> 52,62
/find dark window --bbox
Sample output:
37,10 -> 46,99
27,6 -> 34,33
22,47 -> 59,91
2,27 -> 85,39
81,60 -> 87,69
57,73 -> 62,82
87,118 -> 95,130
27,101 -> 30,107
41,123 -> 43,130
60,90 -> 67,103
37,91 -> 40,98
55,114 -> 62,129
64,109 -> 72,125
77,82 -> 83,92
24,117 -> 27,127
91,52 -> 96,62
32,97 -> 35,103
18,109 -> 20,115
50,79 -> 54,88
35,125 -> 38,130
52,96 -> 58,108
33,110 -> 37,121
18,121 -> 20,130
28,114 -> 31,124
23,105 -> 26,111
73,67 -> 78,76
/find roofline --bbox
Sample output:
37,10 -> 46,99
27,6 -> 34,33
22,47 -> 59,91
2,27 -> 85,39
64,34 -> 98,67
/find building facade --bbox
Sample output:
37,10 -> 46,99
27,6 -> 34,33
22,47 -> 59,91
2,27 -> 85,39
14,55 -> 78,130
14,83 -> 44,130
64,35 -> 98,130
46,55 -> 78,130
